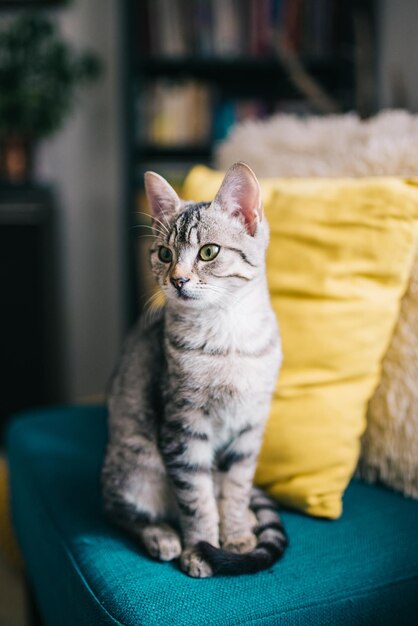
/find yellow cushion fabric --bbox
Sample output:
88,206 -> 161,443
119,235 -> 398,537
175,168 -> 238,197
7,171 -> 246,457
183,166 -> 418,519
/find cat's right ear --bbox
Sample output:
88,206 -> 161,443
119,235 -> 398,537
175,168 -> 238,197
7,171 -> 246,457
144,172 -> 180,220
214,162 -> 262,236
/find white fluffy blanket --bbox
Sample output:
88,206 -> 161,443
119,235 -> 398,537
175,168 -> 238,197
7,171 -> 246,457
216,110 -> 418,178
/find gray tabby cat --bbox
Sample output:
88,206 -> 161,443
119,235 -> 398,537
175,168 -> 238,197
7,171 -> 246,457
102,162 -> 287,577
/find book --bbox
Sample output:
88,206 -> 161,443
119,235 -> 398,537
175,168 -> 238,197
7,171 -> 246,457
139,0 -> 338,59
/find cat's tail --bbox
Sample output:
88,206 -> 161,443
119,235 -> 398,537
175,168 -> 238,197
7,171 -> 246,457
197,488 -> 287,576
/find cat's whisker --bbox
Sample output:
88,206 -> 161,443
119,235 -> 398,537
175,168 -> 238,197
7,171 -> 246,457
134,211 -> 152,223
144,305 -> 161,326
136,211 -> 170,235
133,224 -> 158,232
131,228 -> 156,237
141,291 -> 165,326
134,223 -> 166,238
200,283 -> 228,293
143,290 -> 162,311
154,198 -> 173,232
201,283 -> 242,307
160,210 -> 172,232
152,215 -> 171,235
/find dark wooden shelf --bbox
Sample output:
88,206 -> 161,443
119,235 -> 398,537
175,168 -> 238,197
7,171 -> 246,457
135,55 -> 352,101
0,0 -> 67,8
138,55 -> 330,67
136,55 -> 351,78
136,144 -> 212,161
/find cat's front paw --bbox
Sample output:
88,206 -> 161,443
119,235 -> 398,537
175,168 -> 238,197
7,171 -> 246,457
222,532 -> 257,554
180,547 -> 213,578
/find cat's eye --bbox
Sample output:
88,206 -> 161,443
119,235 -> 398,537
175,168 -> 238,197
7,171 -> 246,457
158,246 -> 173,263
198,244 -> 220,262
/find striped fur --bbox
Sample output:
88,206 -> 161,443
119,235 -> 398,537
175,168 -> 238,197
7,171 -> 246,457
102,163 -> 285,577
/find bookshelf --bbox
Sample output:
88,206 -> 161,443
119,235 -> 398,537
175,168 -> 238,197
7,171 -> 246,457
122,0 -> 377,326
0,1 -> 67,7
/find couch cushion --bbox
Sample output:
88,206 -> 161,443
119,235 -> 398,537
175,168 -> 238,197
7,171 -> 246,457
7,406 -> 418,626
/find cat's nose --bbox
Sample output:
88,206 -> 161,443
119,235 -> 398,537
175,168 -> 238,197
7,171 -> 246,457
170,276 -> 190,291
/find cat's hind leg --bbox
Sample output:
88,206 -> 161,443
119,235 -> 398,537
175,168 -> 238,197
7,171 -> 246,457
140,523 -> 182,561
102,441 -> 181,561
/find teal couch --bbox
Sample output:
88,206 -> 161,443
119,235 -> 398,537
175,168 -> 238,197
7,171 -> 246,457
6,405 -> 418,625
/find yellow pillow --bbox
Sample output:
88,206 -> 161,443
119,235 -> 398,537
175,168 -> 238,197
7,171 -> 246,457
183,166 -> 418,518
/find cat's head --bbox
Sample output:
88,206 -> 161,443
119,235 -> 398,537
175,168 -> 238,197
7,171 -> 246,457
144,162 -> 269,308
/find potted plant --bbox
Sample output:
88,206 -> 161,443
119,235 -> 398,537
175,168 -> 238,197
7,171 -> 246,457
0,12 -> 102,184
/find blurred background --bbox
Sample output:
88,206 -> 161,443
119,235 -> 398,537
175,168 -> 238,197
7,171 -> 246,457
0,0 -> 418,439
0,1 -> 418,623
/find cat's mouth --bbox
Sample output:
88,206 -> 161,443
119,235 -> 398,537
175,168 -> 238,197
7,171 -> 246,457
176,291 -> 197,301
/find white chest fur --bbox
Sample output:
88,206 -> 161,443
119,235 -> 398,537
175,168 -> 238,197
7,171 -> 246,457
164,281 -> 282,445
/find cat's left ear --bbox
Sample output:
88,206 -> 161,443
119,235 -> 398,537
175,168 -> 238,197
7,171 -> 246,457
144,171 -> 181,220
214,162 -> 262,236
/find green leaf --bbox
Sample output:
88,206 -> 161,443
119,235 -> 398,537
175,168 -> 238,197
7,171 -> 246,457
0,12 -> 103,139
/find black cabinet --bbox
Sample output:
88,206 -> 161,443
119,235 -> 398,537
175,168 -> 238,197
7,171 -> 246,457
0,186 -> 63,440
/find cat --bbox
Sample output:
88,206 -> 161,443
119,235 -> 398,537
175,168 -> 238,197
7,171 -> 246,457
102,162 -> 287,577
